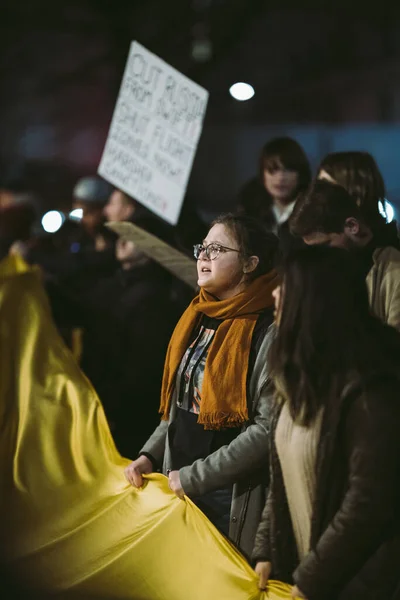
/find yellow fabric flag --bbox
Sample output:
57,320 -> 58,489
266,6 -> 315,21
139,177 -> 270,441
0,255 -> 292,600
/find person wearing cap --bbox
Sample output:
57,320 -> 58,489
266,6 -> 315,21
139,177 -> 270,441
72,176 -> 113,237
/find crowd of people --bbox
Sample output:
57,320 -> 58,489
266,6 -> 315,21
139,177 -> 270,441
1,138 -> 400,599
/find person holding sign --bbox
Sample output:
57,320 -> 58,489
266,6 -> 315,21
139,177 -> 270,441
253,246 -> 400,600
124,213 -> 279,558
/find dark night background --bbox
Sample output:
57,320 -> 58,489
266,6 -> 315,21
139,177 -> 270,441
1,0 -> 400,221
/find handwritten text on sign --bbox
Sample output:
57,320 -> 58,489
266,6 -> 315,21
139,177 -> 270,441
98,42 -> 209,225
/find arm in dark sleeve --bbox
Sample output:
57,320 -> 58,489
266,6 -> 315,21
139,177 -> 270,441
252,486 -> 273,563
294,378 -> 400,598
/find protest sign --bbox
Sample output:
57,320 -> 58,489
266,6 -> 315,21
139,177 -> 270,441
99,42 -> 209,225
106,220 -> 198,290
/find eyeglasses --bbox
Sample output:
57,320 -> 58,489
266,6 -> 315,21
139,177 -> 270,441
193,242 -> 240,261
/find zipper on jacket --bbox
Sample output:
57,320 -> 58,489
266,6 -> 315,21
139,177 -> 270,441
235,485 -> 252,545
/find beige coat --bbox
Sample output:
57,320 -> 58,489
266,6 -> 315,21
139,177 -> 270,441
366,246 -> 400,331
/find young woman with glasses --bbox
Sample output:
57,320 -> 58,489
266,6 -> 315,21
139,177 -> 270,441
125,213 -> 279,558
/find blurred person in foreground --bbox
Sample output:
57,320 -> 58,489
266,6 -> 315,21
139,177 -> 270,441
125,214 -> 279,558
253,246 -> 400,600
237,137 -> 311,254
317,150 -> 399,247
290,180 -> 400,330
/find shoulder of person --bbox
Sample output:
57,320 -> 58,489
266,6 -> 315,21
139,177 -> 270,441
252,318 -> 276,364
372,245 -> 400,270
341,367 -> 400,413
254,309 -> 275,338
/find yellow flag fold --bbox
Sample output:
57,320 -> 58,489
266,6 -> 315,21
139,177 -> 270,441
0,255 -> 291,600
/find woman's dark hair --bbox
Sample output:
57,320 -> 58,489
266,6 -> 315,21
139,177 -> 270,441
269,246 -> 400,425
318,151 -> 386,231
211,213 -> 279,281
237,138 -> 311,225
259,137 -> 311,197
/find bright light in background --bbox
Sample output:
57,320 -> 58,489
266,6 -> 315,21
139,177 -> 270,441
69,208 -> 83,221
378,199 -> 395,224
229,82 -> 255,101
41,210 -> 64,233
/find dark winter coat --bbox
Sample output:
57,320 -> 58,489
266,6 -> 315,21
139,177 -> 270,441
253,369 -> 400,600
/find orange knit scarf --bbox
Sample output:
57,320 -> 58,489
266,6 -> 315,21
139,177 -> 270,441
159,270 -> 279,429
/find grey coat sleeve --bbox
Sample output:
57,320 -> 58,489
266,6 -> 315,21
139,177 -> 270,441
140,419 -> 169,466
294,379 -> 400,599
179,379 -> 273,496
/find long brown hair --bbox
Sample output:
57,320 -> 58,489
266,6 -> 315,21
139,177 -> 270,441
269,246 -> 400,425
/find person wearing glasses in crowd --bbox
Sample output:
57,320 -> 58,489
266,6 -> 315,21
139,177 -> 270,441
124,213 -> 279,558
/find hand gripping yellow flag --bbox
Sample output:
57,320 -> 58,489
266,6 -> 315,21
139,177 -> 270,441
0,255 -> 292,600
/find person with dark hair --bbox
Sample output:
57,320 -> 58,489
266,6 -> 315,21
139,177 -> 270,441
290,180 -> 400,330
237,137 -> 311,255
317,151 -> 399,247
124,213 -> 279,557
253,246 -> 400,600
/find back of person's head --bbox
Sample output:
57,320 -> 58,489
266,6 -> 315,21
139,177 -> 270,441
0,203 -> 36,257
289,180 -> 361,238
269,245 -> 400,425
259,137 -> 311,194
211,213 -> 279,280
319,151 -> 385,226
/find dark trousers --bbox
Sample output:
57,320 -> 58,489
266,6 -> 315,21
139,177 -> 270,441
192,487 -> 233,536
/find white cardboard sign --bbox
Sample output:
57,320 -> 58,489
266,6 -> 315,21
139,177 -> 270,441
98,42 -> 209,225
106,221 -> 198,290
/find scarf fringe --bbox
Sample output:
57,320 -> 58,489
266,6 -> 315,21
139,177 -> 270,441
160,410 -> 248,430
197,410 -> 249,430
